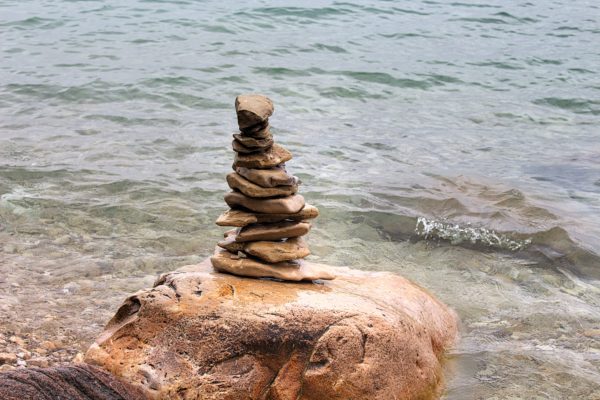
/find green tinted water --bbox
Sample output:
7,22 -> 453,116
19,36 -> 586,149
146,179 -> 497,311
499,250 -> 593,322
1,1 -> 599,397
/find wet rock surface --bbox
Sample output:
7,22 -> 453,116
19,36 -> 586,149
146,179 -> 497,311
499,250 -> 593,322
84,260 -> 458,399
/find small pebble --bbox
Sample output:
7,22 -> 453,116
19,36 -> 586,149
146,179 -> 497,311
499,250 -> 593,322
72,352 -> 85,363
9,336 -> 25,347
41,340 -> 59,351
0,353 -> 17,365
27,357 -> 49,368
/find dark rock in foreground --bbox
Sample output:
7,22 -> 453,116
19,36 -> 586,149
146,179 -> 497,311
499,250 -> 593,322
85,259 -> 458,400
0,364 -> 147,400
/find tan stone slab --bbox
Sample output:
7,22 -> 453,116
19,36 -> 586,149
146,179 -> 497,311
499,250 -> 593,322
245,237 -> 310,263
236,165 -> 298,188
234,143 -> 292,169
236,221 -> 310,242
224,192 -> 305,214
226,172 -> 297,198
210,248 -> 335,281
216,204 -> 319,227
233,132 -> 273,149
235,94 -> 273,130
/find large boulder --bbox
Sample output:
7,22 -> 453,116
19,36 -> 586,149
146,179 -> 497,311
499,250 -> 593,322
85,260 -> 458,400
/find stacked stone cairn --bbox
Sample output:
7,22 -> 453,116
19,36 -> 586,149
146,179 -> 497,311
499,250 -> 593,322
210,94 -> 335,281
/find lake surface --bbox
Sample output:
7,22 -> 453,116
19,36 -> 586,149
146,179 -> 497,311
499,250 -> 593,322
1,0 -> 599,397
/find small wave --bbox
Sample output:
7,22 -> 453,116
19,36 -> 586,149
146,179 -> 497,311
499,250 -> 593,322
311,43 -> 348,53
250,6 -> 351,19
469,61 -> 524,70
451,17 -> 508,25
533,97 -> 600,116
340,71 -> 432,90
415,217 -> 532,251
253,67 -> 314,77
0,17 -> 64,29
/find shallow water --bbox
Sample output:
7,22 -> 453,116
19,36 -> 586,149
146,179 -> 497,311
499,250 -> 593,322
1,0 -> 599,397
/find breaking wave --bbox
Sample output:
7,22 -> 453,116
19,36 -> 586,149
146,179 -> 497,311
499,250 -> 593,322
415,216 -> 532,251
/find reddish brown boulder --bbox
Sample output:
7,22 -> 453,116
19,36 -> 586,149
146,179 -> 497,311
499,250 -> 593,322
85,260 -> 458,400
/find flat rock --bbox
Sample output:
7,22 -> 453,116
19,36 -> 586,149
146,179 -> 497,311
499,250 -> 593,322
233,132 -> 273,149
236,221 -> 310,242
226,172 -> 297,198
235,94 -> 273,130
240,122 -> 271,139
231,139 -> 263,154
245,236 -> 311,263
224,192 -> 305,214
217,234 -> 245,253
236,165 -> 298,188
84,259 -> 458,399
218,232 -> 310,263
216,204 -> 319,227
210,248 -> 333,281
234,143 -> 292,169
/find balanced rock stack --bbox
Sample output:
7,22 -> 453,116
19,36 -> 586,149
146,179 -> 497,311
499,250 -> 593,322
211,94 -> 335,281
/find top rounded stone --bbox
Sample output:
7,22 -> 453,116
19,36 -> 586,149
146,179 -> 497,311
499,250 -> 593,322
235,94 -> 274,130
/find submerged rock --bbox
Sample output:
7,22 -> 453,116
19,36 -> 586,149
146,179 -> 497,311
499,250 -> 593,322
84,259 -> 458,399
